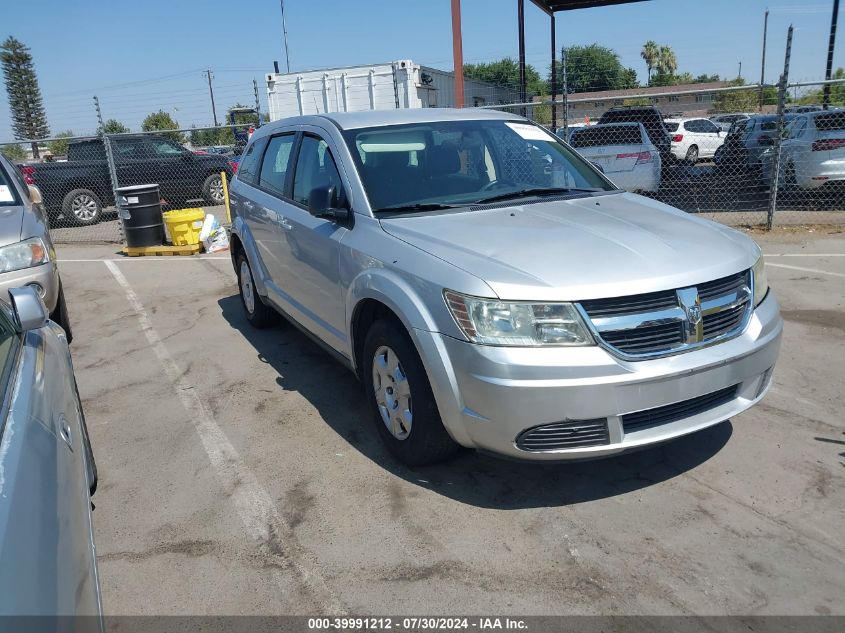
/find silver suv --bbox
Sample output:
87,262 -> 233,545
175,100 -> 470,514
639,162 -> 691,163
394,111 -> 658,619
229,109 -> 782,465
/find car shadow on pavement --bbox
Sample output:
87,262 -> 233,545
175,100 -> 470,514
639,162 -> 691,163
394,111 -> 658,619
219,295 -> 732,509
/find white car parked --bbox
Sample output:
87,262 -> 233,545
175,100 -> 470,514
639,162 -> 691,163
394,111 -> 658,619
567,122 -> 661,193
762,110 -> 845,190
665,117 -> 726,163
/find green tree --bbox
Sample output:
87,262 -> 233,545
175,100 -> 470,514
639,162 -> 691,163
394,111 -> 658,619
713,78 -> 776,112
0,143 -> 25,161
797,67 -> 845,106
648,45 -> 679,86
694,73 -> 721,83
559,44 -> 638,93
640,40 -> 659,84
0,37 -> 49,158
463,58 -> 547,97
141,110 -> 183,143
98,118 -> 130,135
47,130 -> 74,156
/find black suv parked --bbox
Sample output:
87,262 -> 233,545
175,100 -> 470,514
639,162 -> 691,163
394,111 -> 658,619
597,107 -> 673,164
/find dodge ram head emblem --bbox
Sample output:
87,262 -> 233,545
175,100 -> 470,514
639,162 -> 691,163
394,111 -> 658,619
677,287 -> 704,343
686,304 -> 702,324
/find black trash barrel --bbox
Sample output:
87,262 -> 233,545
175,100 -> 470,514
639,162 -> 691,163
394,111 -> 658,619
117,184 -> 164,247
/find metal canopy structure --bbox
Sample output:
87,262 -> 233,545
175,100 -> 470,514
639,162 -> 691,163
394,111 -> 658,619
521,0 -> 652,128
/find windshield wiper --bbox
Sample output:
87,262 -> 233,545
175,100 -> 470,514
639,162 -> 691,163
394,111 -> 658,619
472,187 -> 600,205
376,202 -> 467,214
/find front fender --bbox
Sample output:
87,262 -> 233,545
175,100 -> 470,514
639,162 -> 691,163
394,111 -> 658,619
231,217 -> 270,297
346,268 -> 473,446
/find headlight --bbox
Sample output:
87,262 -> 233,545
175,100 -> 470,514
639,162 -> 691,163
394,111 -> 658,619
0,238 -> 50,274
444,290 -> 594,346
752,254 -> 768,307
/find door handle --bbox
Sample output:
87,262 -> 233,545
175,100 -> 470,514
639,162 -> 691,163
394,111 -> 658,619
59,418 -> 73,449
279,217 -> 293,231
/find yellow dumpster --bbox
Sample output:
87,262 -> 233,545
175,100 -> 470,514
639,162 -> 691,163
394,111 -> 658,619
162,208 -> 205,246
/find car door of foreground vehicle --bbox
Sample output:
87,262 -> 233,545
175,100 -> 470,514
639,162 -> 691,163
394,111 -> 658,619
0,315 -> 100,616
276,129 -> 350,354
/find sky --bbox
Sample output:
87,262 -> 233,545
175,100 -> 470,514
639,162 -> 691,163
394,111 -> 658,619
0,0 -> 841,141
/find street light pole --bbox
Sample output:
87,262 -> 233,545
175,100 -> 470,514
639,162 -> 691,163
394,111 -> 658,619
823,0 -> 840,109
280,0 -> 291,73
760,8 -> 769,111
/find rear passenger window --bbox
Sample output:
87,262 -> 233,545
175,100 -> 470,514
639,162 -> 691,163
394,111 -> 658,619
259,134 -> 296,196
236,137 -> 268,186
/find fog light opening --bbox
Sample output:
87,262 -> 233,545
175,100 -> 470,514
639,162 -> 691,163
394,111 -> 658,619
27,282 -> 46,298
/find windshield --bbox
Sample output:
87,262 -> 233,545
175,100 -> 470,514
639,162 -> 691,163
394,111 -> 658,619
0,160 -> 21,207
342,119 -> 615,213
570,125 -> 643,147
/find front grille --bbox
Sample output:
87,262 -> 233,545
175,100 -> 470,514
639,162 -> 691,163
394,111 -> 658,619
579,270 -> 751,358
516,419 -> 610,451
622,385 -> 738,433
580,289 -> 677,318
602,322 -> 684,354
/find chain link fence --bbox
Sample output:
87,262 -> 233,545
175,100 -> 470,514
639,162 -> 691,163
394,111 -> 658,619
0,124 -> 252,243
480,77 -> 845,229
3,72 -> 845,241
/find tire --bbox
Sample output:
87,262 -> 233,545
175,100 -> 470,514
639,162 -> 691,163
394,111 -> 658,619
685,145 -> 699,164
61,189 -> 102,226
202,173 -> 226,206
363,319 -> 459,466
236,252 -> 278,328
49,280 -> 73,345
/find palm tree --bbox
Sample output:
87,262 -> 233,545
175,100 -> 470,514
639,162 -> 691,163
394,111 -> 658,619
657,45 -> 678,78
641,40 -> 659,83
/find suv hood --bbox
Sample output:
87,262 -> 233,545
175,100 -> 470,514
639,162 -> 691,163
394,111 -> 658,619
379,192 -> 760,301
0,207 -> 25,248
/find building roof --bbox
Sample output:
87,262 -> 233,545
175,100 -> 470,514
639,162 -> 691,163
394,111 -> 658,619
530,0 -> 650,14
536,81 -> 732,103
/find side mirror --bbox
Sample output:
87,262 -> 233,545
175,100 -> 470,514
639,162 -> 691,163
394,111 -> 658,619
590,161 -> 605,174
308,185 -> 350,222
8,286 -> 48,332
27,185 -> 43,204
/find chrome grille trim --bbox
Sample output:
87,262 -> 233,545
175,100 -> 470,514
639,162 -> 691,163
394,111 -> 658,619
516,419 -> 610,452
578,270 -> 752,360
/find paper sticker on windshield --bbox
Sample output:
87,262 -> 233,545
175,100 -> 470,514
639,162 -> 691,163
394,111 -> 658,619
505,122 -> 556,142
0,185 -> 14,202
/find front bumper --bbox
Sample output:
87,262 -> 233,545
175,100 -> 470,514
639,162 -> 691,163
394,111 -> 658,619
0,262 -> 59,313
413,292 -> 782,461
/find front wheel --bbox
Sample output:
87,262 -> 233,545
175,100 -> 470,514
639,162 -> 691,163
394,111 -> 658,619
202,173 -> 226,206
363,319 -> 458,466
236,252 -> 278,328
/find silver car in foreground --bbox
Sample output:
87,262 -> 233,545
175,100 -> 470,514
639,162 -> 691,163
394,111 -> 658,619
229,108 -> 782,465
0,153 -> 72,343
0,286 -> 101,618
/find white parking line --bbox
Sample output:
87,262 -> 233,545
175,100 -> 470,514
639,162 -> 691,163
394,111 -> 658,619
103,260 -> 345,615
767,262 -> 845,278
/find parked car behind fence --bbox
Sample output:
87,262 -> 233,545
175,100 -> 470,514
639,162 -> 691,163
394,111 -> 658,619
568,122 -> 661,193
665,117 -> 726,163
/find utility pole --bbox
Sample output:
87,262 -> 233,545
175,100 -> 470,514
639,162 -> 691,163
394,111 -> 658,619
205,69 -> 218,126
738,61 -> 742,80
760,8 -> 769,111
280,0 -> 291,73
823,0 -> 840,109
450,0 -> 465,108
